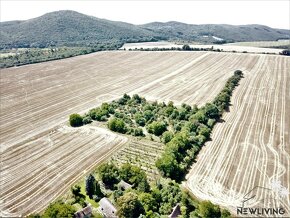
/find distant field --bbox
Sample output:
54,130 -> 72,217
1,51 -> 289,216
226,40 -> 290,48
121,41 -> 284,54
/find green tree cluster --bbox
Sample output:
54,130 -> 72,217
156,71 -> 243,180
42,201 -> 76,218
117,192 -> 145,218
71,185 -> 86,207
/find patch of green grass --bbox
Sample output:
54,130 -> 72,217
78,179 -> 100,208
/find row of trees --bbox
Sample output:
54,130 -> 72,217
156,70 -> 244,180
128,45 -> 224,53
0,43 -> 123,69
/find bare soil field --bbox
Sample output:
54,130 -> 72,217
1,51 -> 289,216
186,55 -> 290,217
226,40 -> 290,48
121,41 -> 284,54
0,125 -> 127,216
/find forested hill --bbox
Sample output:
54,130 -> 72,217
1,10 -> 289,49
0,10 -> 159,49
140,22 -> 290,43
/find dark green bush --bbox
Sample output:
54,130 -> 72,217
108,117 -> 127,133
69,114 -> 83,127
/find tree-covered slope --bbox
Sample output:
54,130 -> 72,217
141,22 -> 290,43
1,10 -> 289,49
0,10 -> 159,49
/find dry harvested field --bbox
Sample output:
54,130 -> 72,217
1,51 -> 254,150
0,51 -> 289,216
121,41 -> 284,54
226,40 -> 290,48
186,55 -> 290,217
0,125 -> 127,216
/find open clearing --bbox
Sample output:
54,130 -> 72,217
186,55 -> 290,216
0,51 -> 289,216
110,138 -> 164,180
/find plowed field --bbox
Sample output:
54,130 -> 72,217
1,51 -> 289,216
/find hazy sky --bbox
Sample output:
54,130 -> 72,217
1,1 -> 289,29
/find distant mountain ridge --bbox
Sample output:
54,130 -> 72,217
140,22 -> 290,43
1,10 -> 289,49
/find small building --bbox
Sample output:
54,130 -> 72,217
117,180 -> 133,191
168,204 -> 181,218
99,197 -> 118,218
74,204 -> 92,218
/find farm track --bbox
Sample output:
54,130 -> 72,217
1,51 -> 289,216
186,55 -> 290,217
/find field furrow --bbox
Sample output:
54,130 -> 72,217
186,55 -> 290,217
1,51 -> 289,216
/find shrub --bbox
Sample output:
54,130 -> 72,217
69,114 -> 83,127
280,49 -> 290,56
132,128 -> 144,136
135,113 -> 146,126
144,110 -> 154,122
234,70 -> 243,76
108,117 -> 126,133
161,131 -> 174,143
156,153 -> 182,180
147,121 -> 167,136
98,163 -> 119,188
203,103 -> 220,119
182,44 -> 191,51
71,185 -> 86,207
117,192 -> 145,218
198,201 -> 221,218
82,115 -> 92,124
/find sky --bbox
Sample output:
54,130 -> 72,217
1,0 -> 289,29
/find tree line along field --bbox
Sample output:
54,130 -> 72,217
121,41 -> 286,54
0,51 -> 289,216
186,55 -> 290,216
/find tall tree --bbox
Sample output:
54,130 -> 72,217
85,174 -> 96,199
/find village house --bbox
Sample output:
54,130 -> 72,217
117,180 -> 133,191
74,204 -> 92,218
99,197 -> 118,218
168,204 -> 181,218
